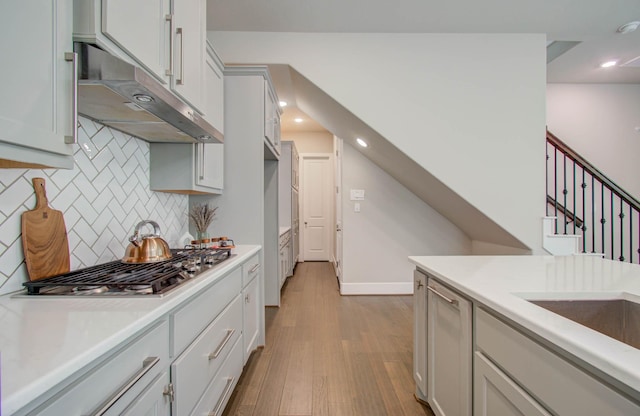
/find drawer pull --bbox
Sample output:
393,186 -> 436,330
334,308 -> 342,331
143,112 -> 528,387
88,356 -> 159,416
249,263 -> 260,273
427,285 -> 459,307
208,329 -> 235,360
209,376 -> 235,416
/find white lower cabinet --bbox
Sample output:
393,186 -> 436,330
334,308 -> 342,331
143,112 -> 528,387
171,295 -> 243,416
121,371 -> 172,416
413,270 -> 428,401
32,320 -> 170,416
426,277 -> 472,416
474,352 -> 550,416
190,337 -> 243,416
243,273 -> 260,363
475,308 -> 640,416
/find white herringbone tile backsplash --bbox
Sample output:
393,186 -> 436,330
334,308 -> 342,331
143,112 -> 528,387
0,117 -> 188,295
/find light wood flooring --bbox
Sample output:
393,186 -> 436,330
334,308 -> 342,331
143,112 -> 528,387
223,261 -> 434,416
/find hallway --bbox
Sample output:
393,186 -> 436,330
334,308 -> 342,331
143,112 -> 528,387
223,261 -> 433,416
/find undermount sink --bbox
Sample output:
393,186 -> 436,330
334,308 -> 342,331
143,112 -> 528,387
528,299 -> 640,349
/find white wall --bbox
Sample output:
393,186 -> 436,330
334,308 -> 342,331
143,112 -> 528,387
283,131 -> 333,153
546,83 -> 640,198
209,31 -> 547,253
341,142 -> 471,294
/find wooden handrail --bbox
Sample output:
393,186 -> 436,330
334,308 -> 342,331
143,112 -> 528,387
546,195 -> 583,228
547,130 -> 640,211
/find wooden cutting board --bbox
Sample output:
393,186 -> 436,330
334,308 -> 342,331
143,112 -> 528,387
21,177 -> 70,281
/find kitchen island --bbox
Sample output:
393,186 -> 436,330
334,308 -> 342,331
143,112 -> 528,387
409,254 -> 640,415
0,245 -> 261,416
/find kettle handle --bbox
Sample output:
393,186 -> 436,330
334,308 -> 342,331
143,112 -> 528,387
129,220 -> 162,246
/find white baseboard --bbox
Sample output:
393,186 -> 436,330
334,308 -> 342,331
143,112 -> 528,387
340,282 -> 414,295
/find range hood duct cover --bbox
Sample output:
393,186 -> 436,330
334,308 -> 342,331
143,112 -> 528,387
75,43 -> 223,144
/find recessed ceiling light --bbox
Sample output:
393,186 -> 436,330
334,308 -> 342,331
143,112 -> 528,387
294,118 -> 303,123
600,60 -> 618,68
279,101 -> 287,107
617,21 -> 640,34
356,138 -> 368,148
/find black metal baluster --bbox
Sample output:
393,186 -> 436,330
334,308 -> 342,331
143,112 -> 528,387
611,194 -> 615,260
591,175 -> 595,253
571,162 -> 578,235
629,203 -> 633,263
601,184 -> 606,256
619,199 -> 625,261
563,154 -> 568,234
546,143 -> 549,217
581,169 -> 586,253
554,147 -> 558,233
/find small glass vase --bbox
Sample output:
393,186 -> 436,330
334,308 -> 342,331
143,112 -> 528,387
196,231 -> 211,248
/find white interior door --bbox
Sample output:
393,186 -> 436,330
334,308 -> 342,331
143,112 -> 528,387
301,154 -> 332,261
334,137 -> 343,282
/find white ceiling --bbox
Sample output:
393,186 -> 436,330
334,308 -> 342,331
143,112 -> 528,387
208,0 -> 640,85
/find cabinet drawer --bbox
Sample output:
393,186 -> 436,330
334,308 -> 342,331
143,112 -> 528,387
190,337 -> 243,416
476,308 -> 640,415
35,320 -> 169,416
242,253 -> 260,287
171,294 -> 243,416
172,267 -> 241,356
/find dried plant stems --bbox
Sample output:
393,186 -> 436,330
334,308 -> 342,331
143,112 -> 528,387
188,203 -> 218,235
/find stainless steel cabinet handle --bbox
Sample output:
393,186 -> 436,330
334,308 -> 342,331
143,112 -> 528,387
176,27 -> 184,85
209,376 -> 235,416
427,285 -> 458,306
199,143 -> 205,180
249,263 -> 260,273
64,52 -> 78,145
165,14 -> 173,76
208,329 -> 235,360
88,356 -> 160,416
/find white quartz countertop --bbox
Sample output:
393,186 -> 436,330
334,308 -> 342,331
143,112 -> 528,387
408,254 -> 640,398
0,245 -> 260,415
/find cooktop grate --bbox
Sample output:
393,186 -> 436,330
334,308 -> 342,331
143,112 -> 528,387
23,248 -> 231,295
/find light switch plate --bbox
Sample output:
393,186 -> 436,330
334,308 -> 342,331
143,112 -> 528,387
350,189 -> 365,200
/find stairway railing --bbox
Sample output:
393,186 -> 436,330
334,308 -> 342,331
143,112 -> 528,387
546,130 -> 640,263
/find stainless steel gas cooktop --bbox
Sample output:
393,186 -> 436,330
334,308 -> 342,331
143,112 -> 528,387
22,248 -> 234,297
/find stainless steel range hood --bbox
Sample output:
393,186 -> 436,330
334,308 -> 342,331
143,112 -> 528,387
75,43 -> 223,144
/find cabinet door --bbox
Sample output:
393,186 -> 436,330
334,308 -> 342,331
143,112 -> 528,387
102,0 -> 170,83
0,0 -> 74,168
121,371 -> 171,416
196,143 -> 224,191
243,276 -> 260,364
413,270 -> 428,400
171,0 -> 205,112
263,81 -> 281,155
292,145 -> 300,190
204,43 -> 225,134
474,352 -> 551,416
279,245 -> 287,288
427,278 -> 472,416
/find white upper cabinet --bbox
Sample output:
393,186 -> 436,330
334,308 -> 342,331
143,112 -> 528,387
204,41 -> 225,134
0,0 -> 75,169
263,80 -> 281,157
75,0 -> 209,115
150,143 -> 223,194
101,0 -> 171,84
170,0 -> 206,112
